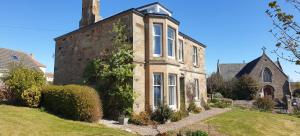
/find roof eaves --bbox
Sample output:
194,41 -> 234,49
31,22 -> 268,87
145,13 -> 180,25
179,32 -> 207,48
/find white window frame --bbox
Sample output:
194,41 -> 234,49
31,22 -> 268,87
167,27 -> 176,59
153,73 -> 163,109
168,74 -> 177,110
194,79 -> 199,100
193,46 -> 198,66
178,40 -> 184,62
153,24 -> 162,57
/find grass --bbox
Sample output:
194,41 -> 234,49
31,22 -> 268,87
0,104 -> 135,136
204,108 -> 300,136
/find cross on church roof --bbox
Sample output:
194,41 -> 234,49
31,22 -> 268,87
262,46 -> 267,54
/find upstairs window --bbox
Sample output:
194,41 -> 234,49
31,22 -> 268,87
168,27 -> 176,58
178,40 -> 184,62
193,46 -> 198,66
153,24 -> 162,57
11,55 -> 19,61
263,68 -> 272,83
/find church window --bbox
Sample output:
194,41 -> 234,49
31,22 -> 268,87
263,68 -> 272,83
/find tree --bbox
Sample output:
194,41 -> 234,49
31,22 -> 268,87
233,75 -> 260,100
83,20 -> 135,119
207,72 -> 224,99
266,0 -> 300,65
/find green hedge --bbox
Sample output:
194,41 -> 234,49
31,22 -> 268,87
41,85 -> 102,122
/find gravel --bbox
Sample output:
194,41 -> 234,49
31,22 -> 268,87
100,108 -> 231,136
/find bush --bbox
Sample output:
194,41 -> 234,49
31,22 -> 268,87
3,66 -> 45,103
129,111 -> 156,125
41,85 -> 102,122
214,92 -> 223,99
184,130 -> 208,136
171,111 -> 188,122
253,98 -> 274,112
188,102 -> 202,114
233,75 -> 259,100
210,98 -> 233,108
151,105 -> 174,124
21,86 -> 41,108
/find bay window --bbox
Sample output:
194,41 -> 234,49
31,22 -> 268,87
153,24 -> 162,57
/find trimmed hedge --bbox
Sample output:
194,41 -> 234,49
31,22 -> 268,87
41,85 -> 102,122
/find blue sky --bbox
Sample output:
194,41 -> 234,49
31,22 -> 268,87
0,0 -> 299,81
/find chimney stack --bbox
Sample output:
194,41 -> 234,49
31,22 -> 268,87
79,0 -> 101,28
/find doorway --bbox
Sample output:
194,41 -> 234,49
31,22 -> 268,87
180,77 -> 186,111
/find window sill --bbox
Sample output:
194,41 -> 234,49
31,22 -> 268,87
193,65 -> 200,68
179,61 -> 184,64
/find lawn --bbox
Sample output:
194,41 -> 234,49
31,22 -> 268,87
0,104 -> 134,136
204,108 -> 300,136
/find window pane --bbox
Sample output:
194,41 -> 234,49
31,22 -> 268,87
168,75 -> 177,106
168,28 -> 174,39
154,86 -> 161,106
153,24 -> 162,56
154,25 -> 161,35
168,27 -> 175,57
154,36 -> 161,55
168,40 -> 173,56
179,40 -> 183,61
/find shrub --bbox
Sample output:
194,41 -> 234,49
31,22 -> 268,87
41,85 -> 102,122
171,111 -> 188,122
253,98 -> 274,112
214,92 -> 223,99
3,66 -> 45,103
151,105 -> 174,124
187,102 -> 197,112
233,75 -> 259,100
184,130 -> 208,136
21,86 -> 41,108
129,111 -> 156,125
188,102 -> 202,113
210,98 -> 232,108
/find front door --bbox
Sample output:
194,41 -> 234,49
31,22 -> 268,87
180,77 -> 186,111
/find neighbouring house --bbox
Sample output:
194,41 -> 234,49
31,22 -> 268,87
0,48 -> 46,82
217,50 -> 291,107
54,0 -> 207,113
45,73 -> 54,83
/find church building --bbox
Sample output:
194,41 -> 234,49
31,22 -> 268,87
217,50 -> 291,106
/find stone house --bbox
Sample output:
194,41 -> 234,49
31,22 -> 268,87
217,51 -> 291,106
0,48 -> 46,79
54,0 -> 207,113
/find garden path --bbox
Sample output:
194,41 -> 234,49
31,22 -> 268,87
99,108 -> 231,136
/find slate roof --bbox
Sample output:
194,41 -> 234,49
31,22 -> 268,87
55,3 -> 207,48
218,54 -> 285,80
218,63 -> 246,80
0,48 -> 46,71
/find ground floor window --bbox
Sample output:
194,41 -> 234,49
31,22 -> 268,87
153,73 -> 163,108
168,74 -> 177,109
194,79 -> 199,100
